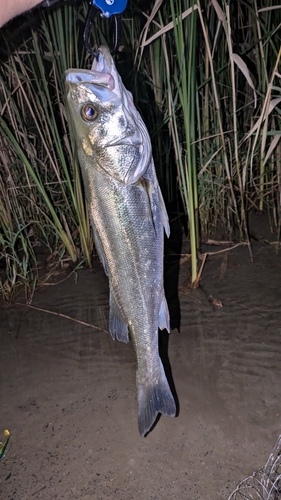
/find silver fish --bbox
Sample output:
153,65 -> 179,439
65,46 -> 176,436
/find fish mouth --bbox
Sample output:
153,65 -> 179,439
90,46 -> 125,99
91,46 -> 113,75
65,68 -> 115,90
65,46 -> 116,89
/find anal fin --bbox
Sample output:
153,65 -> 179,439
158,295 -> 170,332
109,290 -> 129,343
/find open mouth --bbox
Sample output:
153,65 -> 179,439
65,69 -> 114,90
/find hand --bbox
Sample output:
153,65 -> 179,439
0,0 -> 42,27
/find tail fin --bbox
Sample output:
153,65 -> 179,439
137,363 -> 176,437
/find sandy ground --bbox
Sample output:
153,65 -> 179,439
1,221 -> 281,499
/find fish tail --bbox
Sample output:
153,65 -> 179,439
137,363 -> 176,437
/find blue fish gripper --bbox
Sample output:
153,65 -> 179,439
92,0 -> 128,18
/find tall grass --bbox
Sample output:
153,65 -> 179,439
0,0 -> 280,298
0,3 -> 92,299
138,0 -> 281,283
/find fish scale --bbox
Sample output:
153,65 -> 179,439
65,46 -> 176,436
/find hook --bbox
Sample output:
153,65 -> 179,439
83,4 -> 99,58
111,14 -> 122,56
83,5 -> 122,58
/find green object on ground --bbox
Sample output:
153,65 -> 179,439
0,429 -> 10,459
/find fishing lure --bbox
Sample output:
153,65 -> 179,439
0,429 -> 10,460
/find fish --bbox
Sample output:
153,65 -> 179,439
65,46 -> 176,436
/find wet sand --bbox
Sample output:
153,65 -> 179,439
1,230 -> 281,499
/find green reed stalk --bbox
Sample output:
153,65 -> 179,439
0,117 -> 77,261
168,0 -> 199,285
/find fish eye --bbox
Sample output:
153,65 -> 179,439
81,104 -> 98,122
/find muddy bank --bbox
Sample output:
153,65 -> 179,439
1,237 -> 281,499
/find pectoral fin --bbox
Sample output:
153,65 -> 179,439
143,161 -> 170,238
90,219 -> 109,276
158,187 -> 170,238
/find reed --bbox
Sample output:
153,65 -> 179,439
138,0 -> 281,283
0,0 -> 280,297
0,3 -> 92,299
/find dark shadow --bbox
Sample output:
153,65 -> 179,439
158,328 -> 179,416
164,201 -> 186,332
148,199 -> 188,437
143,327 -> 180,437
144,413 -> 161,437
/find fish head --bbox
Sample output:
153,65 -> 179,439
65,46 -> 152,184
